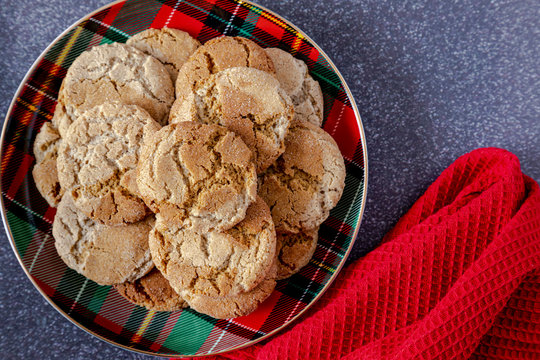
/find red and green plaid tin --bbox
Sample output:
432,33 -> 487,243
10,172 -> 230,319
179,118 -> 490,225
1,0 -> 367,357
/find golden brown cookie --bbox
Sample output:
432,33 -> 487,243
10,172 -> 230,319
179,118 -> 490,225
57,103 -> 160,225
59,43 -> 173,137
50,80 -> 70,138
149,196 -> 276,297
169,67 -> 294,173
265,48 -> 324,127
127,28 -> 201,83
114,267 -> 188,311
174,36 -> 275,99
32,122 -> 63,206
52,194 -> 154,285
137,122 -> 257,232
259,120 -> 346,233
276,229 -> 318,280
182,261 -> 277,319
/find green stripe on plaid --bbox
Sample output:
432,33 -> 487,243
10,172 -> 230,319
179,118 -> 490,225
162,310 -> 216,354
2,0 -> 366,356
6,211 -> 35,257
87,285 -> 112,314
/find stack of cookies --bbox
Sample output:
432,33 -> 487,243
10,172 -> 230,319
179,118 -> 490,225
32,29 -> 346,318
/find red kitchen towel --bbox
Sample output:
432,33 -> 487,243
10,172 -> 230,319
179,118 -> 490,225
191,148 -> 540,360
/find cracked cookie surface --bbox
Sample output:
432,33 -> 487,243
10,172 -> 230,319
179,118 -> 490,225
259,120 -> 346,233
127,28 -> 200,83
60,43 -> 173,136
174,36 -> 275,100
33,122 -> 64,207
52,194 -> 154,285
181,261 -> 277,319
265,48 -> 324,127
137,121 -> 257,232
114,267 -> 188,311
170,67 -> 294,173
57,103 -> 160,225
149,196 -> 276,297
276,228 -> 318,280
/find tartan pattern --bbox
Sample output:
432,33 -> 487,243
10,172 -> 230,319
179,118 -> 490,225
1,0 -> 366,357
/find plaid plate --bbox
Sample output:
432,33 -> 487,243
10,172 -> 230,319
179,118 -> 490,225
1,0 -> 367,357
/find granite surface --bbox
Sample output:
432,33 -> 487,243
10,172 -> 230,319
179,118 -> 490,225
0,0 -> 538,358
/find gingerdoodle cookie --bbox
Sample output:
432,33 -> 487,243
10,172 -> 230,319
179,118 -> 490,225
137,122 -> 257,232
265,48 -> 324,127
182,261 -> 277,319
32,122 -> 64,206
50,80 -> 71,138
276,229 -> 318,280
259,120 -> 346,233
57,103 -> 160,225
149,196 -> 276,297
52,194 -> 154,285
174,36 -> 275,99
127,28 -> 201,83
170,67 -> 294,173
59,43 -> 173,136
114,267 -> 188,312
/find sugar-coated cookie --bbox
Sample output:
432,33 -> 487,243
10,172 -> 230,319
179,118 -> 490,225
33,122 -> 63,206
52,194 -> 154,285
57,103 -> 160,225
265,48 -> 324,127
137,122 -> 257,232
174,36 -> 274,99
259,120 -> 346,233
276,229 -> 318,280
58,43 -> 173,137
149,196 -> 276,297
127,28 -> 200,83
182,262 -> 277,319
170,67 -> 293,173
114,267 -> 188,311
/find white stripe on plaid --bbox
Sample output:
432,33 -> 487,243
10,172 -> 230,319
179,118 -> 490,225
88,18 -> 130,38
164,0 -> 182,28
222,1 -> 242,36
29,234 -> 51,273
25,83 -> 57,102
68,278 -> 89,315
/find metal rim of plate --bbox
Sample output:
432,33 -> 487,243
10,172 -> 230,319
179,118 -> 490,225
0,0 -> 368,357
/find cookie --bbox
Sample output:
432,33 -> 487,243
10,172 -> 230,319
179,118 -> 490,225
137,121 -> 257,232
149,196 -> 276,297
57,103 -> 160,225
114,267 -> 188,312
170,67 -> 294,173
259,120 -> 346,233
276,229 -> 318,280
265,48 -> 324,127
59,43 -> 173,137
52,194 -> 154,285
182,261 -> 277,319
127,28 -> 201,83
32,122 -> 63,206
174,36 -> 275,99
50,80 -> 71,138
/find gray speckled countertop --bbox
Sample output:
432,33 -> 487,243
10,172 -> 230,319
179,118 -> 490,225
1,0 -> 538,358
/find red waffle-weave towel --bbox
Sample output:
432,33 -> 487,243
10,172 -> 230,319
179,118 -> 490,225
196,148 -> 540,360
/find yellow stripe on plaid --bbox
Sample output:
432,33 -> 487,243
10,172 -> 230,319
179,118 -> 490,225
15,98 -> 54,122
55,26 -> 84,68
311,259 -> 336,273
242,2 -> 304,55
131,310 -> 156,344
